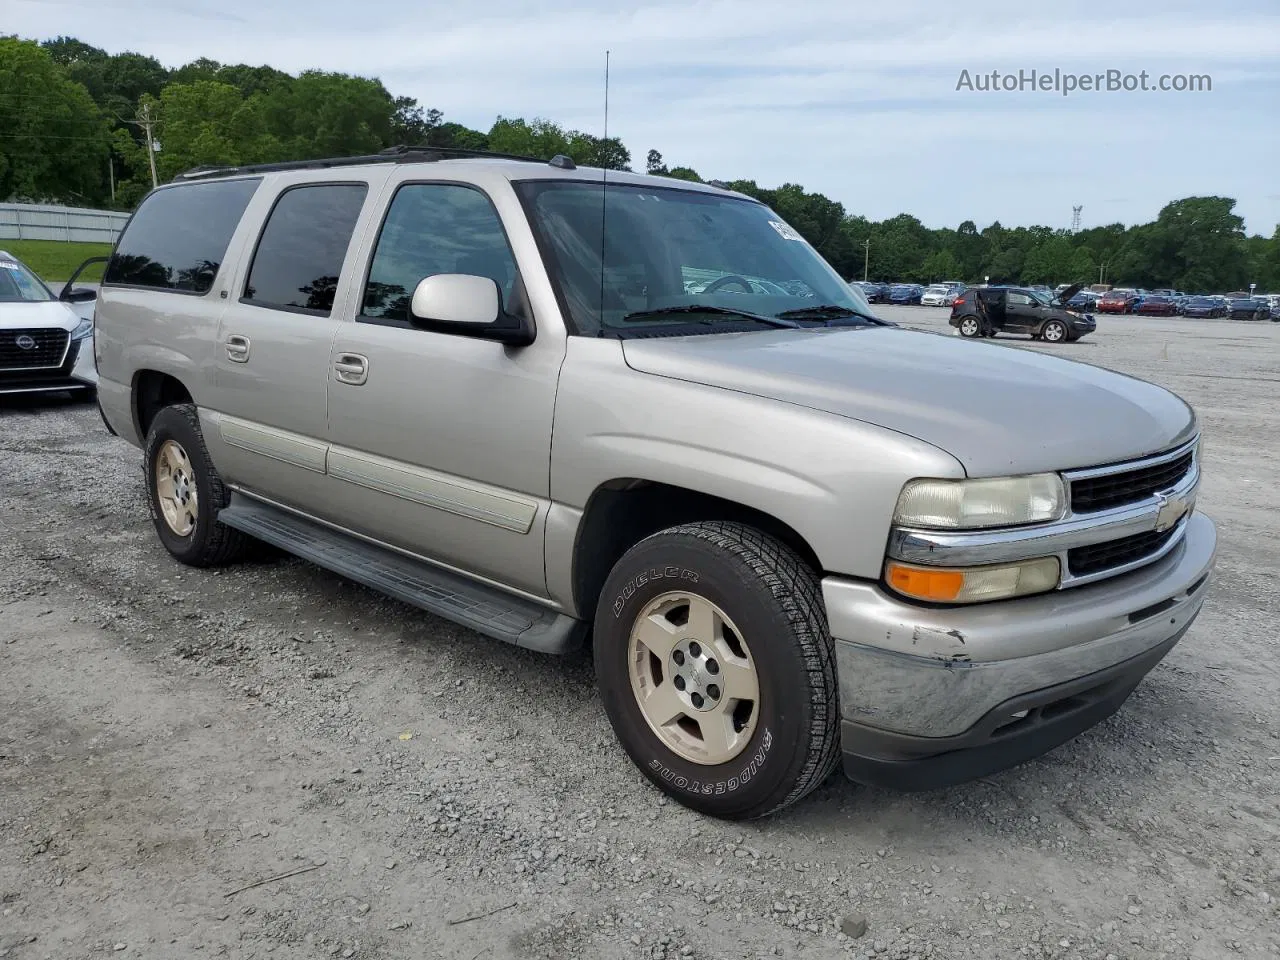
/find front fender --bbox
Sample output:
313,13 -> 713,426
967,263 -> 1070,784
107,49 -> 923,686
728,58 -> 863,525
550,338 -> 963,586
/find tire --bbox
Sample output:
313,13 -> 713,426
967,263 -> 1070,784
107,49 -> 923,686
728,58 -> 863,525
958,316 -> 982,338
594,521 -> 839,820
143,403 -> 253,567
1041,320 -> 1068,343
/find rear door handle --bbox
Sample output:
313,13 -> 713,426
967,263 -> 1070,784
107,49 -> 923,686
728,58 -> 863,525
225,335 -> 251,362
334,353 -> 369,386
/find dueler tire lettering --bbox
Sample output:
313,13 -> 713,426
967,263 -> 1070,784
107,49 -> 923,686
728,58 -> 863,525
594,522 -> 840,820
612,567 -> 700,617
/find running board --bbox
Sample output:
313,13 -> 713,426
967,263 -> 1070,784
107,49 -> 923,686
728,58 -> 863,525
217,495 -> 585,655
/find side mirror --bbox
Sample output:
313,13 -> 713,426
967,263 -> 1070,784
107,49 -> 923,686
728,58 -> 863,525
409,274 -> 534,346
58,255 -> 109,302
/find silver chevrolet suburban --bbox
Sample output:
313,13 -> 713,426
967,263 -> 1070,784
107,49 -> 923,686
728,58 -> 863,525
93,147 -> 1216,819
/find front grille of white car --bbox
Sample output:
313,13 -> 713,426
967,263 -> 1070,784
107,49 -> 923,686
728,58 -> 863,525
0,328 -> 71,371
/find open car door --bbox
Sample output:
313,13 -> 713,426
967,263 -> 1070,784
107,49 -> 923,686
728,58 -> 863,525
58,256 -> 109,323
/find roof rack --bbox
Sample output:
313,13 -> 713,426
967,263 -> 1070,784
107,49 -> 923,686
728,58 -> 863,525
176,144 -> 552,182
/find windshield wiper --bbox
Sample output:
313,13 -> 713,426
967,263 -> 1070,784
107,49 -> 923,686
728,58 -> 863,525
621,305 -> 798,329
775,304 -> 891,326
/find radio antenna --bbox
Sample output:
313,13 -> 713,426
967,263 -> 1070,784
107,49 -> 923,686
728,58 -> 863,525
597,50 -> 610,335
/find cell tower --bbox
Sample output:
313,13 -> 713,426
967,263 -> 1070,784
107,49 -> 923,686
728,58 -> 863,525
1071,205 -> 1083,233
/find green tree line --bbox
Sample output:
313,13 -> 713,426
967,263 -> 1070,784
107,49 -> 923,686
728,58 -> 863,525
3,35 -> 1278,292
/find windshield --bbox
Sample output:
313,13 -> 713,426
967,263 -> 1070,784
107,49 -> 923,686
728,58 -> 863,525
0,259 -> 54,303
1029,290 -> 1053,305
516,180 -> 866,336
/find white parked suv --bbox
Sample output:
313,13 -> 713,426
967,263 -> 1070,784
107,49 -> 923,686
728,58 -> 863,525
0,250 -> 100,399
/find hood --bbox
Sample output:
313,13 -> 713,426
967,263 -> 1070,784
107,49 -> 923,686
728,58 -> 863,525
0,300 -> 79,332
1054,282 -> 1084,305
621,327 -> 1196,476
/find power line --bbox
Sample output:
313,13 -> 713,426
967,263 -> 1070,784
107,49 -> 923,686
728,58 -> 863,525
0,133 -> 119,142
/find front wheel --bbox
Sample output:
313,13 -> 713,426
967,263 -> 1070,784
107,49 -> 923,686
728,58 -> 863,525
594,522 -> 840,820
1041,319 -> 1068,343
958,316 -> 982,338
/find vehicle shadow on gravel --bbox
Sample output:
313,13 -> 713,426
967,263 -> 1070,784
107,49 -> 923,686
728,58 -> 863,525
0,392 -> 96,414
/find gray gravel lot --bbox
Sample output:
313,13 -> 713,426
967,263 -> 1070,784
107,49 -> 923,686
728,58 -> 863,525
1,308 -> 1278,960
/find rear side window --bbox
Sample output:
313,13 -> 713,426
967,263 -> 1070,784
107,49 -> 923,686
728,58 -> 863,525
243,183 -> 368,316
104,178 -> 260,294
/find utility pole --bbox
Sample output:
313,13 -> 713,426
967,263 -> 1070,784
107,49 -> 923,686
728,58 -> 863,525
107,153 -> 115,202
141,102 -> 159,188
122,102 -> 160,188
862,239 -> 870,282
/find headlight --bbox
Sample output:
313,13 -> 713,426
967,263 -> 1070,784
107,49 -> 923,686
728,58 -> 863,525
893,474 -> 1066,529
885,557 -> 1061,603
71,318 -> 94,340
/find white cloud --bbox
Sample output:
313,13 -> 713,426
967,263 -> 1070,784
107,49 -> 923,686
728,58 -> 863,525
9,0 -> 1280,232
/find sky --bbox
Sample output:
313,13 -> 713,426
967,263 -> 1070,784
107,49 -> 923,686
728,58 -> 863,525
9,0 -> 1280,234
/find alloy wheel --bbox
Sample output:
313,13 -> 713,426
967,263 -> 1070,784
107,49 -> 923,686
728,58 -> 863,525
155,439 -> 199,536
627,591 -> 760,765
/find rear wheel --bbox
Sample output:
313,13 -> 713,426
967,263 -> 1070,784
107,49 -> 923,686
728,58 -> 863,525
144,404 -> 253,567
958,316 -> 982,338
1042,320 -> 1068,343
594,521 -> 840,820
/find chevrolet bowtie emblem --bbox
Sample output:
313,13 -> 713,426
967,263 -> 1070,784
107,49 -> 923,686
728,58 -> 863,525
1153,491 -> 1189,533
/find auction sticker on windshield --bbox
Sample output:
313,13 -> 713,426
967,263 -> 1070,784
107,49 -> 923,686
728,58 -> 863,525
768,220 -> 805,241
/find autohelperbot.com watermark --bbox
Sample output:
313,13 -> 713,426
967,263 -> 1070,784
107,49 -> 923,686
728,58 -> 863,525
956,68 -> 1212,96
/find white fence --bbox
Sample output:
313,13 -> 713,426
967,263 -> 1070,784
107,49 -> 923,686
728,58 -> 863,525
0,202 -> 129,244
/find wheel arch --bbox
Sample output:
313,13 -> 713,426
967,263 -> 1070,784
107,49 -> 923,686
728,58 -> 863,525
569,478 -> 823,623
133,369 -> 194,440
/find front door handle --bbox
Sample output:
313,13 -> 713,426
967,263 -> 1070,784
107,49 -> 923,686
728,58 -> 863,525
225,335 -> 251,363
334,353 -> 369,386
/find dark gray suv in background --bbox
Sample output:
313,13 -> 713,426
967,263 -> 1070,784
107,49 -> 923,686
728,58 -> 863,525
950,284 -> 1095,343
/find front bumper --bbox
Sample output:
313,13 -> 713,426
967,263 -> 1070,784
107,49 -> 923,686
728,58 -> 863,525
824,511 -> 1216,789
0,337 -> 97,396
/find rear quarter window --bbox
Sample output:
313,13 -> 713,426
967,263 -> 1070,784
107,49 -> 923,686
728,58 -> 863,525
104,178 -> 261,294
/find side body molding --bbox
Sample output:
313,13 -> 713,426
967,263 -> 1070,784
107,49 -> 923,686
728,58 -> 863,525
205,410 -> 538,534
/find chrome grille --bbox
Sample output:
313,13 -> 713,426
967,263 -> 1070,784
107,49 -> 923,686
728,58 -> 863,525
1067,526 -> 1179,577
1070,450 -> 1194,513
0,328 -> 70,370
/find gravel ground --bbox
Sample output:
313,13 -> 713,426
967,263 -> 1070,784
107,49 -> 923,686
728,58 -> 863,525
2,309 -> 1278,960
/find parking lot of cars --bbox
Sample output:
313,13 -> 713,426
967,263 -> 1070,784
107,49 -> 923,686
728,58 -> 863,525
857,282 -> 1280,323
2,297 -> 1278,960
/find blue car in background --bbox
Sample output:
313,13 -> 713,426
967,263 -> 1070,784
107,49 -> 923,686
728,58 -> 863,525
1181,296 -> 1227,318
1066,290 -> 1098,312
854,281 -> 889,303
888,283 -> 924,305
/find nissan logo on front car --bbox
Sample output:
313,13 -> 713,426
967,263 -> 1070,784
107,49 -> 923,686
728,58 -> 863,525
15,335 -> 36,350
